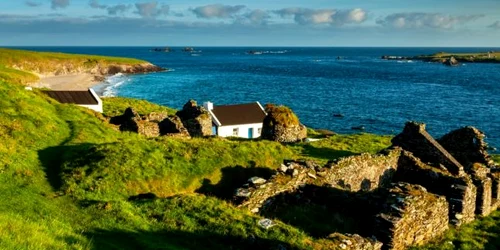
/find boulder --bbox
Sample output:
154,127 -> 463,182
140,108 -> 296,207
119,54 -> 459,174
261,104 -> 307,143
176,100 -> 212,137
444,56 -> 459,66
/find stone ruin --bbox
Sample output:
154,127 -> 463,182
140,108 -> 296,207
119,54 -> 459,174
233,121 -> 499,250
110,100 -> 212,138
261,104 -> 307,143
175,100 -> 212,137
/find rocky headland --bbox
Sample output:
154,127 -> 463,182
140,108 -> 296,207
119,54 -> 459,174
382,51 -> 500,66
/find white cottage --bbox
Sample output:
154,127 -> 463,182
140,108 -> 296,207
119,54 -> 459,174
43,88 -> 103,113
204,101 -> 266,138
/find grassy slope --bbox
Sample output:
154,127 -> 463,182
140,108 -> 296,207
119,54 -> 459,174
0,74 -> 395,249
0,48 -> 148,85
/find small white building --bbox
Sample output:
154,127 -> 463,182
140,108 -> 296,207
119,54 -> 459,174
43,88 -> 103,113
204,101 -> 267,139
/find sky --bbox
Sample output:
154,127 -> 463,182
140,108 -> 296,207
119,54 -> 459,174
1,0 -> 499,46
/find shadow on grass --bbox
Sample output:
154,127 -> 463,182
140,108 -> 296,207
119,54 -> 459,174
299,144 -> 356,161
260,184 -> 386,238
38,143 -> 103,191
196,164 -> 275,201
81,228 -> 295,250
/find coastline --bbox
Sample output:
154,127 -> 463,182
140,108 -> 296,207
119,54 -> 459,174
32,73 -> 102,90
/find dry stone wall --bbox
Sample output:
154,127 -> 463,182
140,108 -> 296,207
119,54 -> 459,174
394,150 -> 476,225
374,183 -> 449,250
234,121 -> 499,249
320,149 -> 401,192
392,122 -> 465,176
176,100 -> 212,137
439,126 -> 497,168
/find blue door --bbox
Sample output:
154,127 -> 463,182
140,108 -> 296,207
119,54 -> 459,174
212,126 -> 217,135
248,128 -> 254,138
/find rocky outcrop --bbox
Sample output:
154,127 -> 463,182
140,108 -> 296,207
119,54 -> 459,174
176,100 -> 212,137
444,57 -> 460,66
261,104 -> 307,143
14,61 -> 164,78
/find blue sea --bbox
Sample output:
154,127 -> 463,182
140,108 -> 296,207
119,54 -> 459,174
15,47 -> 500,151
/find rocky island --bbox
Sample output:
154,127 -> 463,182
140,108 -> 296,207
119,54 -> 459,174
382,51 -> 500,66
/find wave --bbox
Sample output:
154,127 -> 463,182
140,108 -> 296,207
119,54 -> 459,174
101,73 -> 130,97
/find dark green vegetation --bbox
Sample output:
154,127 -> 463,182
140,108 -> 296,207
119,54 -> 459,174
416,51 -> 500,63
0,48 -> 148,84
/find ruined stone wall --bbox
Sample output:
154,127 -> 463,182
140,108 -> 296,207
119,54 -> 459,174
394,151 -> 476,226
439,126 -> 496,168
392,122 -> 465,176
176,100 -> 212,137
235,161 -> 313,213
236,149 -> 402,213
320,149 -> 401,192
374,183 -> 449,250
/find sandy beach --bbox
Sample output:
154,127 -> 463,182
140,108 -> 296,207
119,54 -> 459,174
32,73 -> 101,90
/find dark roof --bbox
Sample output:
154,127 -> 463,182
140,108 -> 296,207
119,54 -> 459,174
212,102 -> 266,126
43,90 -> 98,105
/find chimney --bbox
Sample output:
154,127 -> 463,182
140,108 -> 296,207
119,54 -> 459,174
203,101 -> 214,111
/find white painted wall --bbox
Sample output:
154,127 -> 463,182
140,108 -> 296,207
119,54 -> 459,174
80,88 -> 103,113
217,123 -> 263,139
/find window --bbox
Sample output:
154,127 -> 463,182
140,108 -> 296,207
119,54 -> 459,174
233,128 -> 239,136
258,128 -> 262,135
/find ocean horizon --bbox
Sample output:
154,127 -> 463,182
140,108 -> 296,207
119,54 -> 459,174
12,46 -> 500,151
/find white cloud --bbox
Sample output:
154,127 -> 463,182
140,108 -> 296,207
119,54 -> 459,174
135,1 -> 169,18
377,13 -> 484,29
275,8 -> 367,26
488,21 -> 500,29
51,0 -> 69,10
235,9 -> 271,25
192,4 -> 246,19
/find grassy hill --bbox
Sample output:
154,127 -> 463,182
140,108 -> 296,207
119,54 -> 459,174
0,73 -> 394,249
1,49 -> 499,249
0,48 -> 152,85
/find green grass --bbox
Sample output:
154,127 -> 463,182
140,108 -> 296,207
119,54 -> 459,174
102,97 -> 177,117
1,76 -> 367,249
493,155 -> 499,164
412,210 -> 500,250
291,133 -> 393,163
0,65 -> 39,85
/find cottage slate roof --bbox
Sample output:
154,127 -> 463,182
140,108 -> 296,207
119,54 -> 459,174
43,90 -> 99,105
212,102 -> 266,126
